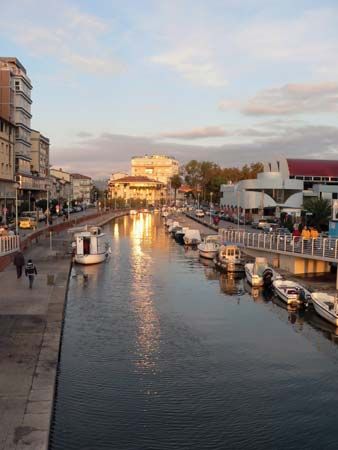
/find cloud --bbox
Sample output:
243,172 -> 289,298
51,123 -> 338,178
159,126 -> 227,140
220,82 -> 338,116
151,47 -> 227,87
0,1 -> 123,76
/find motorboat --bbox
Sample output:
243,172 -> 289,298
161,209 -> 169,218
175,227 -> 189,245
71,225 -> 111,265
168,221 -> 180,233
245,257 -> 271,287
129,210 -> 137,215
198,235 -> 221,259
183,229 -> 202,246
272,279 -> 312,307
214,244 -> 244,272
165,218 -> 173,228
312,292 -> 338,326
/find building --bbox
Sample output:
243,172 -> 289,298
71,173 -> 93,205
220,158 -> 338,220
50,168 -> 72,203
31,130 -> 49,178
0,58 -> 32,163
107,175 -> 166,206
131,155 -> 179,185
0,116 -> 16,220
264,158 -> 338,201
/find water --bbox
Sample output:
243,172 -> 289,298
49,214 -> 338,450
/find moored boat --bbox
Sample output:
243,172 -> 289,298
273,279 -> 312,307
175,227 -> 189,245
245,257 -> 271,287
71,225 -> 111,265
183,229 -> 202,246
214,244 -> 244,272
198,235 -> 221,259
129,209 -> 137,215
312,292 -> 338,326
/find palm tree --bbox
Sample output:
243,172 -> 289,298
304,197 -> 332,231
170,174 -> 182,205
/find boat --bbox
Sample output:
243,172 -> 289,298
312,293 -> 338,326
175,227 -> 189,245
129,210 -> 137,215
72,225 -> 111,265
214,244 -> 244,272
183,229 -> 202,246
245,257 -> 272,287
165,218 -> 173,228
273,279 -> 301,306
198,235 -> 221,259
168,221 -> 180,233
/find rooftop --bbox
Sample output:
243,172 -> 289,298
71,173 -> 92,180
287,159 -> 338,177
109,175 -> 163,184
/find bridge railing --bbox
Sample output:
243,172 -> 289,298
0,235 -> 20,256
218,229 -> 338,261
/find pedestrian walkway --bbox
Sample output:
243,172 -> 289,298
0,232 -> 70,450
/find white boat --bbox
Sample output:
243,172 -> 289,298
165,218 -> 173,228
245,257 -> 270,287
312,293 -> 338,326
198,235 -> 221,259
214,244 -> 244,272
272,279 -> 301,305
72,225 -> 111,265
129,210 -> 137,215
168,221 -> 180,233
175,227 -> 189,245
183,229 -> 202,246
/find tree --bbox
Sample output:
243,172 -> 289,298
304,198 -> 331,231
170,174 -> 182,204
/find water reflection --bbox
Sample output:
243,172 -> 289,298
130,213 -> 161,372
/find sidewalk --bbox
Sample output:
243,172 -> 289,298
0,211 -> 128,450
0,235 -> 70,450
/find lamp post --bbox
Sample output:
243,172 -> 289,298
197,192 -> 200,209
28,190 -> 31,211
15,184 -> 19,235
209,192 -> 213,224
237,189 -> 240,230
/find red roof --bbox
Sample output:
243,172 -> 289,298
110,175 -> 163,184
71,173 -> 91,180
287,159 -> 338,177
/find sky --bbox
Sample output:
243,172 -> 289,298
1,0 -> 338,178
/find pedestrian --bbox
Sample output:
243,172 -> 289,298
310,227 -> 319,239
13,251 -> 25,278
25,259 -> 37,289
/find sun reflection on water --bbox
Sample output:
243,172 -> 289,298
130,214 -> 161,372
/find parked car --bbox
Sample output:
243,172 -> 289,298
195,209 -> 205,218
19,216 -> 37,229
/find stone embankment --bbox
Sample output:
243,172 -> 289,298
0,210 -> 127,450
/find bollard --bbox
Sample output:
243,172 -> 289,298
47,274 -> 55,285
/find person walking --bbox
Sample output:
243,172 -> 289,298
13,251 -> 25,278
25,259 -> 37,289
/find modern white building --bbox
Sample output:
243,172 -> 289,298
220,158 -> 338,219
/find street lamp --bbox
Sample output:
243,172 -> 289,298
197,192 -> 200,209
209,192 -> 213,224
237,189 -> 240,230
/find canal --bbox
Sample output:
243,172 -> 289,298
50,214 -> 338,450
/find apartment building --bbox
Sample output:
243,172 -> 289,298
0,117 -> 16,220
31,130 -> 49,178
131,155 -> 179,185
50,168 -> 72,203
71,173 -> 93,205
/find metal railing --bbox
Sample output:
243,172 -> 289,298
0,235 -> 20,256
218,229 -> 338,262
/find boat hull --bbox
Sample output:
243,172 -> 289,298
274,288 -> 299,305
199,249 -> 218,259
245,266 -> 263,287
312,298 -> 338,326
215,259 -> 244,273
74,252 -> 109,265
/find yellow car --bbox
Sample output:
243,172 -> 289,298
19,216 -> 37,229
